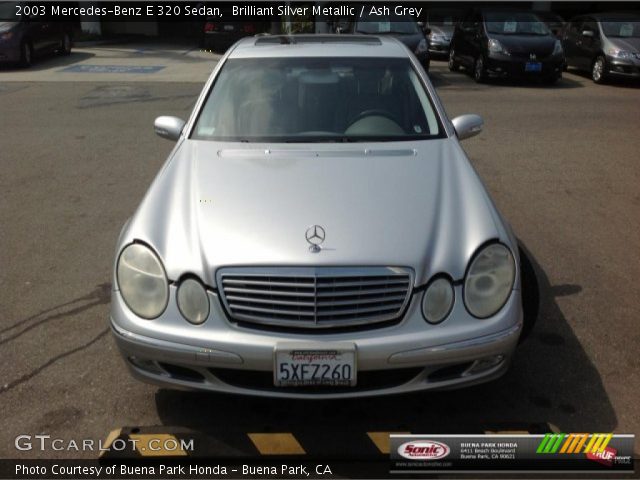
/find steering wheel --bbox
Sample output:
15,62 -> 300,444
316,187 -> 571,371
347,109 -> 402,129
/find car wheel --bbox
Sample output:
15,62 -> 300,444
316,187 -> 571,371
19,41 -> 33,68
58,33 -> 72,55
518,245 -> 539,344
448,49 -> 459,72
592,55 -> 607,84
473,56 -> 486,83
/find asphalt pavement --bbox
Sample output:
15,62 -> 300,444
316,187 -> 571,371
1,45 -> 639,460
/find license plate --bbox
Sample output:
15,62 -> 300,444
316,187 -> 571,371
224,25 -> 234,31
274,344 -> 357,387
525,62 -> 542,72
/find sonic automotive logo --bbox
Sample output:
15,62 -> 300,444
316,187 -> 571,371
398,440 -> 451,460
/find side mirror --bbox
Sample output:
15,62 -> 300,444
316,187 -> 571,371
154,116 -> 185,141
581,29 -> 595,38
451,114 -> 483,140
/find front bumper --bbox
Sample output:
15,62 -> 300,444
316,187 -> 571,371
606,57 -> 640,78
110,284 -> 522,398
428,39 -> 451,55
485,54 -> 564,80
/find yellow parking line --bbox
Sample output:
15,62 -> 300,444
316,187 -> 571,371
99,429 -> 122,458
248,433 -> 305,455
367,432 -> 410,454
129,433 -> 188,457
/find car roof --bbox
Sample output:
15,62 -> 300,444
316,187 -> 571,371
229,35 -> 410,59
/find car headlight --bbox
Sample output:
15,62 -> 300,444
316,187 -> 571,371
415,39 -> 428,54
553,40 -> 563,56
117,243 -> 168,319
177,278 -> 209,325
607,48 -> 633,59
488,38 -> 509,55
422,277 -> 454,324
464,243 -> 515,318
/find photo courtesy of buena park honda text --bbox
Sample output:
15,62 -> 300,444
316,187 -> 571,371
0,0 -> 639,478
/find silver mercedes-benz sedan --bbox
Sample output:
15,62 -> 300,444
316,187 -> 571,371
110,34 -> 525,398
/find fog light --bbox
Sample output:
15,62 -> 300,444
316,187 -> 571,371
466,354 -> 505,374
128,356 -> 164,374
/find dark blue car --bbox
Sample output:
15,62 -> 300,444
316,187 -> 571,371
0,1 -> 72,67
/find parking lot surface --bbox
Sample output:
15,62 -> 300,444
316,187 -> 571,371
1,47 -> 639,459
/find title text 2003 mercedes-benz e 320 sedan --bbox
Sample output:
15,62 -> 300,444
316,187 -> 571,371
110,35 -> 530,398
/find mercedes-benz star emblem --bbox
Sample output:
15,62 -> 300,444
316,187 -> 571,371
305,225 -> 326,253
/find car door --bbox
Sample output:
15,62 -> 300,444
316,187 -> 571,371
562,17 -> 583,67
456,11 -> 479,67
576,18 -> 600,69
468,12 -> 485,61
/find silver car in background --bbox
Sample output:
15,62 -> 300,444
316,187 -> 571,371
110,35 -> 525,398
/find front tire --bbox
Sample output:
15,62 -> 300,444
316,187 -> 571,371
592,55 -> 607,84
19,41 -> 33,68
473,56 -> 486,83
448,49 -> 459,72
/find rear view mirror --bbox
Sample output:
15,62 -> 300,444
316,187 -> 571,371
154,116 -> 185,141
451,114 -> 483,140
582,29 -> 595,38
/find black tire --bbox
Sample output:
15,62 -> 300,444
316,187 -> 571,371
591,55 -> 607,84
19,41 -> 33,68
473,56 -> 486,83
58,33 -> 72,55
448,49 -> 459,72
518,245 -> 540,344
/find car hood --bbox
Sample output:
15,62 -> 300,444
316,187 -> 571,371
491,33 -> 556,56
607,36 -> 640,53
429,25 -> 455,37
122,140 -> 510,288
0,21 -> 18,32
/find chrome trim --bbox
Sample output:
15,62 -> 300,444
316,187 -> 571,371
388,323 -> 522,364
216,266 -> 414,329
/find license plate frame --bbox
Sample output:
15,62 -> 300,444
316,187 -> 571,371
274,343 -> 357,387
525,62 -> 542,72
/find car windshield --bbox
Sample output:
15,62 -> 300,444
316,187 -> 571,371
192,57 -> 442,143
0,1 -> 19,20
355,13 -> 419,34
485,12 -> 551,35
601,20 -> 640,38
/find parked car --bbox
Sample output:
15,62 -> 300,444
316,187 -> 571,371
334,10 -> 430,71
0,1 -> 72,67
110,34 -> 528,398
533,11 -> 565,38
562,12 -> 640,83
449,9 -> 565,84
424,8 -> 463,56
202,16 -> 268,52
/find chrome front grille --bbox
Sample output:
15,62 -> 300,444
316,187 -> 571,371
217,267 -> 413,329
